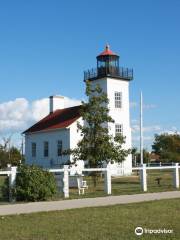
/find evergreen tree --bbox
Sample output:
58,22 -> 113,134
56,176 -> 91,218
65,81 -> 131,168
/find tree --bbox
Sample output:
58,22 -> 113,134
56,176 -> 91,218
65,81 -> 130,171
131,147 -> 138,166
0,137 -> 22,168
136,149 -> 150,164
131,148 -> 150,165
152,133 -> 180,162
9,147 -> 23,166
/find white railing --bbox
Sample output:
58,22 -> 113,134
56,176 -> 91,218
49,166 -> 109,198
49,164 -> 180,198
0,164 -> 179,201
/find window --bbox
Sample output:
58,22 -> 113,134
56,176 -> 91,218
115,92 -> 122,108
44,141 -> 49,157
57,140 -> 63,156
115,124 -> 123,136
31,143 -> 36,157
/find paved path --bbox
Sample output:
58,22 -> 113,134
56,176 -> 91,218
0,191 -> 180,216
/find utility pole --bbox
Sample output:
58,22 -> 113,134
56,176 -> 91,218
140,91 -> 143,165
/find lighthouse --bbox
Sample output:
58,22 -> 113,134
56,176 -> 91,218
24,45 -> 133,175
84,45 -> 133,175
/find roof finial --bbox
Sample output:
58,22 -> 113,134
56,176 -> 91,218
105,43 -> 110,51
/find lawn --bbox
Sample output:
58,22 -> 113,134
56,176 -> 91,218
67,169 -> 178,199
0,169 -> 179,202
0,198 -> 180,240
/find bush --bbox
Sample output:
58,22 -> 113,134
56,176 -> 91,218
1,177 -> 9,201
14,165 -> 57,201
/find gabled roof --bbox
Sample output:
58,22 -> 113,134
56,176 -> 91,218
23,105 -> 81,134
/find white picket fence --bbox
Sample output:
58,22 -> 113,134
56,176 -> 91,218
0,164 -> 179,201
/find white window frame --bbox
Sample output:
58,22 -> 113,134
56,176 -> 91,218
57,140 -> 63,157
31,142 -> 36,158
115,124 -> 123,136
114,91 -> 122,109
44,141 -> 49,157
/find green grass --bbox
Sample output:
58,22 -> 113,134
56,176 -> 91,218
67,169 -> 178,199
0,198 -> 180,239
0,170 -> 179,203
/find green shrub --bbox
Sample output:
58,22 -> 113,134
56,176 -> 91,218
1,176 -> 9,201
14,165 -> 57,201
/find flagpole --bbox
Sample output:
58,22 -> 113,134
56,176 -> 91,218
140,91 -> 143,165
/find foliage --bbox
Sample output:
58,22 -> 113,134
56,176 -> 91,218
152,133 -> 180,162
64,81 -> 130,167
14,165 -> 57,201
0,176 -> 9,201
133,148 -> 151,164
0,137 -> 23,168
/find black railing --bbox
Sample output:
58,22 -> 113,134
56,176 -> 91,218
84,66 -> 133,81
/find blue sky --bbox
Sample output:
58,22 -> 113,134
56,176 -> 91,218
0,0 -> 180,150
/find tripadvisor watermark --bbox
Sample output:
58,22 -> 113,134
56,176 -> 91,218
135,226 -> 173,236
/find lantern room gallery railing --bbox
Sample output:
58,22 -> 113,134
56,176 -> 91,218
84,66 -> 133,81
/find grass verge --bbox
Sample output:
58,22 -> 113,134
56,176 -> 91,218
0,198 -> 179,240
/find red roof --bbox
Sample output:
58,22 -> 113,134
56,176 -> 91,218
97,44 -> 118,57
23,105 -> 81,134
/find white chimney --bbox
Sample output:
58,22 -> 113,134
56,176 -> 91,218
49,96 -> 64,114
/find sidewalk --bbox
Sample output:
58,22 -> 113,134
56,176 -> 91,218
0,191 -> 180,216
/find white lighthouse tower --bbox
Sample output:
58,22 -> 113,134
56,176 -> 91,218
84,45 -> 133,175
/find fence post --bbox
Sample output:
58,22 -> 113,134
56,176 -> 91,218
8,166 -> 17,202
140,164 -> 147,192
63,165 -> 69,198
104,164 -> 111,195
173,163 -> 179,189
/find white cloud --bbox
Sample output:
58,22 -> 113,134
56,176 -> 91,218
130,102 -> 138,108
143,104 -> 157,109
131,124 -> 162,150
130,101 -> 157,109
131,125 -> 139,133
132,135 -> 153,142
143,125 -> 161,132
132,125 -> 161,133
131,119 -> 138,124
132,125 -> 180,150
0,96 -> 82,135
64,96 -> 81,108
30,98 -> 49,121
159,129 -> 180,135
